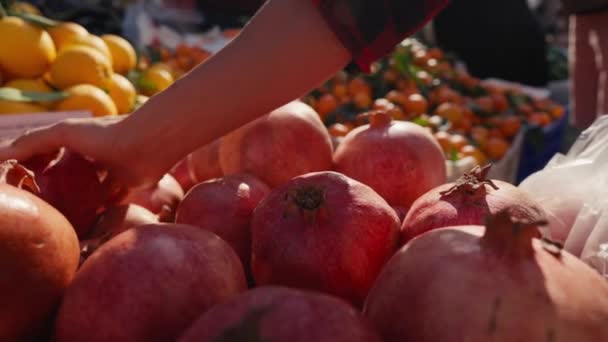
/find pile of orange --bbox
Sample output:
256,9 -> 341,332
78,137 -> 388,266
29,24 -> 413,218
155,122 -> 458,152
307,39 -> 565,166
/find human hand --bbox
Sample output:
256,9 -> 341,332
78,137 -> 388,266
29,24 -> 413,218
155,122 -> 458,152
0,116 -> 168,191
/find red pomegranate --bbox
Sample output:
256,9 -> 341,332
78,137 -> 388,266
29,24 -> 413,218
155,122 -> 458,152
0,161 -> 80,341
364,210 -> 608,341
54,224 -> 247,342
190,139 -> 223,183
23,149 -> 111,238
334,111 -> 447,210
178,287 -> 383,342
251,171 -> 400,306
175,174 -> 270,274
402,165 -> 546,243
220,101 -> 333,187
80,204 -> 160,264
121,174 -> 184,222
170,157 -> 196,193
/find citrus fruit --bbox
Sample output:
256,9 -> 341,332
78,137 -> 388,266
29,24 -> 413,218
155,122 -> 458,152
140,67 -> 174,96
101,34 -> 136,75
62,34 -> 112,63
54,84 -> 117,117
0,16 -> 56,79
47,22 -> 88,51
107,73 -> 136,114
403,93 -> 428,115
315,93 -> 338,118
485,137 -> 509,160
435,102 -> 464,124
5,78 -> 55,108
0,101 -> 46,114
49,46 -> 112,89
9,2 -> 42,15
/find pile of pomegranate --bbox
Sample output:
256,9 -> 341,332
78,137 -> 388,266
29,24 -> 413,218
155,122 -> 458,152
2,102 -> 607,341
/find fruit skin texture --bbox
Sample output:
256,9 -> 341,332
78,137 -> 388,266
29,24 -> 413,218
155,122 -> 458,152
334,111 -> 447,210
401,165 -> 546,243
251,171 -> 400,306
220,101 -> 333,188
140,67 -> 174,96
55,84 -> 117,117
0,173 -> 79,341
107,73 -> 136,114
49,46 -> 112,90
178,287 -> 383,342
62,34 -> 112,63
54,224 -> 247,342
176,174 -> 271,273
0,17 -> 56,79
24,150 -> 112,239
364,219 -> 608,341
5,78 -> 55,108
102,34 -> 137,74
47,22 -> 88,51
190,139 -> 223,183
0,100 -> 47,114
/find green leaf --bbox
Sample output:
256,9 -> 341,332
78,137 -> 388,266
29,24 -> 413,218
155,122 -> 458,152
413,116 -> 429,127
450,148 -> 459,162
11,12 -> 58,29
0,87 -> 67,102
137,76 -> 157,94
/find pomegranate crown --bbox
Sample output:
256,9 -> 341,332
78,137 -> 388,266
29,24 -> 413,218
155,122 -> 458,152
0,159 -> 40,194
356,110 -> 392,128
440,164 -> 498,197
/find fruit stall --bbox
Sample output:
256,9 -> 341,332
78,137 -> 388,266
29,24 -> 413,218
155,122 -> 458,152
2,1 -> 608,342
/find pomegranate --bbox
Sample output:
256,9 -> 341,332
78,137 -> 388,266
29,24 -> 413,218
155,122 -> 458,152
170,157 -> 196,193
251,171 -> 400,306
364,210 -> 608,341
334,111 -> 447,209
0,161 -> 80,341
392,206 -> 407,223
220,101 -> 333,187
23,149 -> 111,238
175,174 -> 270,275
54,224 -> 247,342
402,165 -> 546,243
190,139 -> 223,183
178,287 -> 383,342
121,174 -> 184,222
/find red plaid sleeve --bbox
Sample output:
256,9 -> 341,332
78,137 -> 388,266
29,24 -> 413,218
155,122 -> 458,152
312,0 -> 450,72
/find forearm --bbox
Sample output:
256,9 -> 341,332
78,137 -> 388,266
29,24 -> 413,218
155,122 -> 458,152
119,0 -> 350,169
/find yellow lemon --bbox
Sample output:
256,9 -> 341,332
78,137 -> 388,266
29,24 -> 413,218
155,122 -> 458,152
140,67 -> 174,96
49,46 -> 112,89
107,73 -> 136,114
149,62 -> 179,79
5,78 -> 55,108
47,22 -> 88,51
54,84 -> 117,117
0,16 -> 56,79
101,34 -> 136,75
9,2 -> 42,15
62,34 -> 112,63
0,101 -> 47,114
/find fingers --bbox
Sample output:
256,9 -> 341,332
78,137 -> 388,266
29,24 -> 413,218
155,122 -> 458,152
0,123 -> 67,162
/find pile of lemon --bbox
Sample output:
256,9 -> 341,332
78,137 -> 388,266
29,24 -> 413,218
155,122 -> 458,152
0,3 -> 175,116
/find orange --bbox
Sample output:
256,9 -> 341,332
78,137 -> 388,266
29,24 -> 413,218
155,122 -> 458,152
460,145 -> 488,166
106,73 -> 136,114
315,94 -> 338,118
49,45 -> 112,89
0,101 -> 47,114
140,67 -> 174,96
353,92 -> 372,110
450,134 -> 468,151
396,78 -> 417,93
386,90 -> 407,107
435,102 -> 464,125
332,83 -> 347,98
528,112 -> 552,127
373,98 -> 395,111
485,137 -> 509,160
517,103 -> 533,116
402,93 -> 428,116
102,34 -> 137,75
347,77 -> 371,96
550,106 -> 565,119
475,96 -> 495,113
388,106 -> 406,121
5,78 -> 55,108
0,17 -> 56,79
54,84 -> 117,117
471,126 -> 489,149
491,93 -> 509,113
434,131 -> 453,154
500,116 -> 522,138
47,22 -> 88,51
62,34 -> 112,63
415,70 -> 433,86
328,123 -> 351,137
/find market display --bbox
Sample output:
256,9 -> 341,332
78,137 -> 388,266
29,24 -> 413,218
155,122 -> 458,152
1,2 -> 608,342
